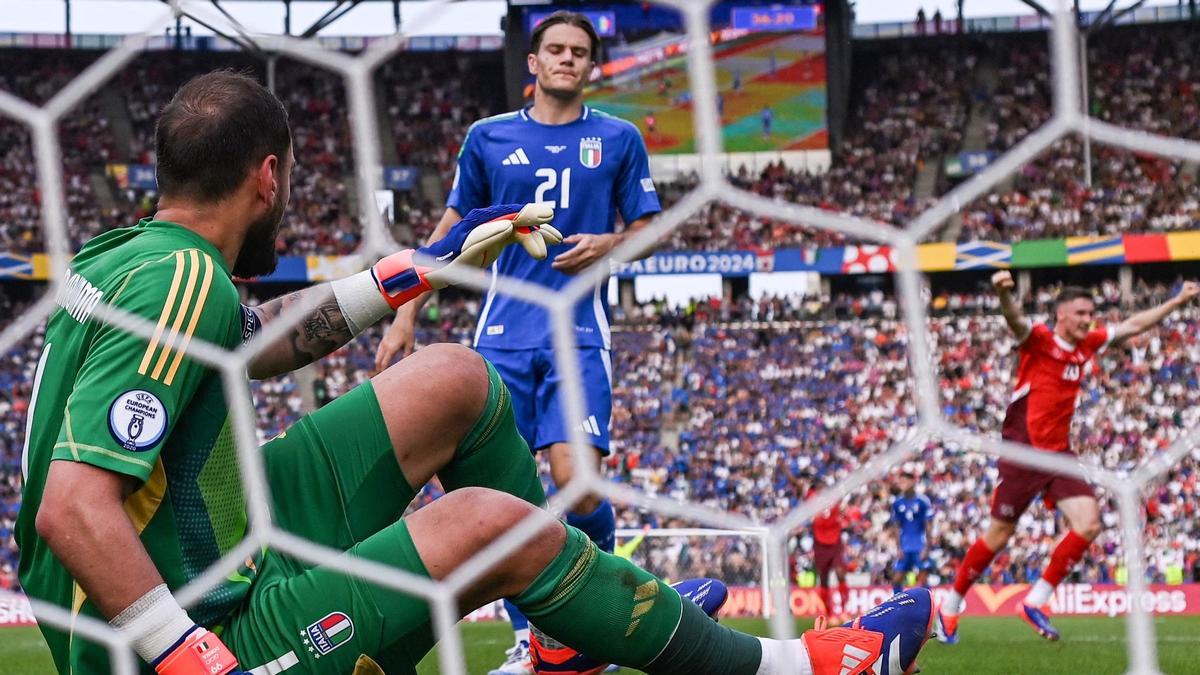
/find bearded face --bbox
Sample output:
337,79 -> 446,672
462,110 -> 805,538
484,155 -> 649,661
233,151 -> 291,278
232,193 -> 284,278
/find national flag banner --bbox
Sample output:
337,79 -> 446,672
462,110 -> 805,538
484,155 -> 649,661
0,253 -> 40,280
1123,233 -> 1170,263
954,241 -> 1011,270
1010,239 -> 1067,268
1166,231 -> 1200,260
841,245 -> 895,274
755,250 -> 775,272
915,242 -> 956,271
1066,235 -> 1124,265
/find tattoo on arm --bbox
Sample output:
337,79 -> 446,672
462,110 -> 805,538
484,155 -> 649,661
249,286 -> 353,377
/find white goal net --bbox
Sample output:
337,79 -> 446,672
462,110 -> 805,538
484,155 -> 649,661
1,1 -> 1197,673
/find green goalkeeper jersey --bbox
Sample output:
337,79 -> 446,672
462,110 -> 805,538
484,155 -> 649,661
15,219 -> 258,673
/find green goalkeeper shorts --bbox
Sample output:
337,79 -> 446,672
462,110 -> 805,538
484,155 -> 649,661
222,381 -> 438,675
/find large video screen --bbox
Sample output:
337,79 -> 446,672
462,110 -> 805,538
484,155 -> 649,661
517,1 -> 827,154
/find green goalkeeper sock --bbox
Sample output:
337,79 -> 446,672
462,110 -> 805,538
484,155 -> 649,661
513,526 -> 762,672
437,359 -> 545,506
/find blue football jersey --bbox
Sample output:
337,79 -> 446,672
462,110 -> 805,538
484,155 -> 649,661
891,495 -> 931,553
447,106 -> 661,350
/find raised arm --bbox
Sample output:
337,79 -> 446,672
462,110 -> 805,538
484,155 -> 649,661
1109,281 -> 1198,345
374,207 -> 463,371
248,203 -> 559,379
992,270 -> 1031,342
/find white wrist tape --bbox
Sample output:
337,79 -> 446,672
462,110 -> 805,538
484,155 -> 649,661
110,584 -> 195,664
331,268 -> 392,335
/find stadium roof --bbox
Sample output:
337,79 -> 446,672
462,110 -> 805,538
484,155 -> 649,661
0,0 -> 1177,42
4,0 -> 507,39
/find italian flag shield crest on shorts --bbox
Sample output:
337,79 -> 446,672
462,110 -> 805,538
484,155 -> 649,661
304,611 -> 355,657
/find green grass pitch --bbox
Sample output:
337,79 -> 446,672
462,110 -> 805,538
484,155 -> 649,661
3,616 -> 1199,674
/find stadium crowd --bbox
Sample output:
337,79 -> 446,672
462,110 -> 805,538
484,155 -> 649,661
1,22 -> 1198,258
959,26 -> 1200,241
607,278 -> 1200,588
12,277 -> 1199,592
3,19 -> 1200,595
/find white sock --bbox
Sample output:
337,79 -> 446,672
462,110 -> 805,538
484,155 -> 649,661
943,590 -> 964,615
756,637 -> 812,675
514,628 -> 530,647
1025,579 -> 1055,607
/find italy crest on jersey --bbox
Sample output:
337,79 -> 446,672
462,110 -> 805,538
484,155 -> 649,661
579,137 -> 603,169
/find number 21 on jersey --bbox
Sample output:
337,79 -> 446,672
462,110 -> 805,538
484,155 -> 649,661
535,168 -> 571,209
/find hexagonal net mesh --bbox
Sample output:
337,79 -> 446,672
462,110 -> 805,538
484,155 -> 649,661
1,1 -> 1197,674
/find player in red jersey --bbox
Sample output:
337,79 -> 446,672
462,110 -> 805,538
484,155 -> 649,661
810,488 -> 852,622
938,272 -> 1198,644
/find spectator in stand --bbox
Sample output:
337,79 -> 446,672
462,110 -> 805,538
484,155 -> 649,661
2,280 -> 1199,590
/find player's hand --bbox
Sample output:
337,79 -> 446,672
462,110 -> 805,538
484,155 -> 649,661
370,203 -> 560,309
154,626 -> 247,675
375,309 -> 417,371
422,202 -> 560,288
1173,280 -> 1199,304
991,270 -> 1015,292
551,232 -> 621,275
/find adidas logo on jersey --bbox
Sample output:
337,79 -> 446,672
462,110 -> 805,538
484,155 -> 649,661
501,148 -> 531,165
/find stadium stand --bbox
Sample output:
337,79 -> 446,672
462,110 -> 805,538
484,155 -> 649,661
2,21 -> 1199,597
0,23 -> 1197,256
5,279 -> 1195,592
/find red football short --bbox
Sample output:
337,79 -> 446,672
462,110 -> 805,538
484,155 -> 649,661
813,541 -> 845,579
991,456 -> 1095,521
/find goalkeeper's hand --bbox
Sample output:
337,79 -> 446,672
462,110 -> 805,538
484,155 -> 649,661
371,202 -> 561,310
153,626 -> 248,675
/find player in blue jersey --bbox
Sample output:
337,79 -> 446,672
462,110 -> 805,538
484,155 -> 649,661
891,472 -> 934,594
375,12 -> 661,674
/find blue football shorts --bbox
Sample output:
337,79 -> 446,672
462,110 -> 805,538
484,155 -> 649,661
477,346 -> 613,455
894,550 -> 934,573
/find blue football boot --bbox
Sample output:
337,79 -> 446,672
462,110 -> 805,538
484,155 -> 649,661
841,588 -> 937,675
1019,603 -> 1060,641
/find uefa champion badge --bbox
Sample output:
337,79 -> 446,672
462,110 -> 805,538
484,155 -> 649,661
108,390 -> 167,452
580,137 -> 602,169
303,612 -> 355,658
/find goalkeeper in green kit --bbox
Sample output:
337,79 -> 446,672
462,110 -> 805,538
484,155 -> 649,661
17,71 -> 935,675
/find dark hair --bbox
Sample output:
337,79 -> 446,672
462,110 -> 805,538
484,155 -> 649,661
1055,286 -> 1095,307
155,70 -> 291,201
530,11 -> 601,61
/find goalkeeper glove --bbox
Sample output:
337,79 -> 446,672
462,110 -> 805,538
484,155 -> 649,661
152,626 -> 247,675
371,202 -> 561,310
